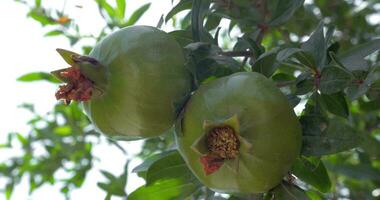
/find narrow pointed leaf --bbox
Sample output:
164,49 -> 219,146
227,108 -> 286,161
339,39 -> 380,71
125,3 -> 151,26
56,48 -> 80,65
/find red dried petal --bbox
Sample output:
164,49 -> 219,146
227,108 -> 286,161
200,155 -> 224,175
55,67 -> 93,104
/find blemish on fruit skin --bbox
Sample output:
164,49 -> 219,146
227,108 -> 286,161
55,67 -> 93,104
200,155 -> 224,175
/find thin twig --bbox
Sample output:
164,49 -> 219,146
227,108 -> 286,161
219,51 -> 254,57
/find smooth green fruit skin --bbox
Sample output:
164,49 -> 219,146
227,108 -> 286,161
83,26 -> 191,140
176,72 -> 302,194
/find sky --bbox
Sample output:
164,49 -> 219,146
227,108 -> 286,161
0,0 -> 175,199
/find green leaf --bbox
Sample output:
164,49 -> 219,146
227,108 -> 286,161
128,178 -> 199,200
252,48 -> 280,77
319,92 -> 349,118
326,163 -> 380,181
295,72 -> 315,95
27,10 -> 55,26
268,0 -> 304,26
17,72 -> 60,83
191,0 -> 211,42
132,151 -> 175,175
5,182 -> 14,200
294,51 -> 317,69
186,42 -> 240,84
156,15 -> 164,28
165,0 -> 192,22
319,66 -> 352,94
269,182 -> 310,200
97,162 -> 128,197
292,157 -> 331,193
96,0 -> 116,19
100,170 -> 117,182
35,0 -> 41,7
169,30 -> 193,47
276,48 -> 303,62
16,133 -> 28,146
205,13 -> 222,30
146,151 -> 190,185
302,118 -> 361,156
301,21 -> 326,69
346,65 -> 380,100
325,26 -> 335,46
125,3 -> 151,26
360,135 -> 380,159
44,30 -> 64,37
339,39 -> 380,71
116,0 -> 126,19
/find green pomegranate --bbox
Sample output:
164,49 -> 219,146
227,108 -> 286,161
52,25 -> 192,140
175,72 -> 301,193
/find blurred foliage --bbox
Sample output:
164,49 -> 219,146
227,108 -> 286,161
1,0 -> 380,199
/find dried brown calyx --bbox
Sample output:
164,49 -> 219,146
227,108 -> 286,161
207,126 -> 240,159
200,126 -> 240,175
55,67 -> 93,104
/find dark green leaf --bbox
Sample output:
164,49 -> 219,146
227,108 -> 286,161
295,72 -> 315,95
125,3 -> 151,26
252,48 -> 280,77
185,42 -> 240,84
294,51 -> 318,69
301,21 -> 326,69
169,30 -> 193,47
319,66 -> 352,94
146,151 -> 190,185
292,157 -> 331,193
165,0 -> 192,22
286,94 -> 301,108
100,170 -> 117,182
326,163 -> 380,181
346,65 -> 379,100
360,135 -> 380,159
17,72 -> 60,83
325,26 -> 335,46
205,13 -> 221,30
319,92 -> 349,118
128,177 -> 199,200
132,151 -> 175,175
191,0 -> 211,42
268,0 -> 304,26
302,118 -> 361,156
97,162 -> 128,197
156,15 -> 164,28
276,48 -> 303,62
339,39 -> 380,71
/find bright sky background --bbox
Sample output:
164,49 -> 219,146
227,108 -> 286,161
0,0 -> 176,199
